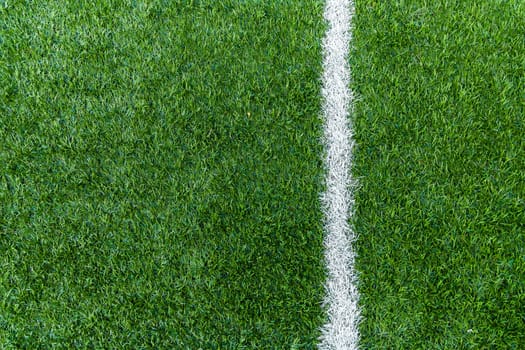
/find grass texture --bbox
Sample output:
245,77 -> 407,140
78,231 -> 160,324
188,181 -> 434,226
352,0 -> 525,348
0,1 -> 327,348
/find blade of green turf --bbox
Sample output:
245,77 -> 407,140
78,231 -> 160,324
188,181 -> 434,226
352,1 -> 525,348
0,1 -> 327,348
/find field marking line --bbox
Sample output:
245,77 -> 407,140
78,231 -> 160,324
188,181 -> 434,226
318,0 -> 360,349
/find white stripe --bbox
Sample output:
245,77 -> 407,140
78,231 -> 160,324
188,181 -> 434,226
318,0 -> 360,349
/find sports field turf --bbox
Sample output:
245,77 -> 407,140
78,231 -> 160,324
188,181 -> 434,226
1,1 -> 327,348
1,0 -> 524,349
353,1 -> 525,348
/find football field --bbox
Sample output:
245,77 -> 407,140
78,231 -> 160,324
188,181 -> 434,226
1,0 -> 524,349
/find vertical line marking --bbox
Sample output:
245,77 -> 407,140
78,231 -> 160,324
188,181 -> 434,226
318,0 -> 360,349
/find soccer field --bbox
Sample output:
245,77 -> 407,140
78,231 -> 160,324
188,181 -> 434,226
1,0 -> 524,349
352,2 -> 524,348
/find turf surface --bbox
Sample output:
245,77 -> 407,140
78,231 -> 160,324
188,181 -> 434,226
2,0 -> 525,349
352,0 -> 525,348
0,1 -> 327,348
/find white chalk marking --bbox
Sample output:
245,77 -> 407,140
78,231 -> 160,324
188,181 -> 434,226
318,0 -> 360,349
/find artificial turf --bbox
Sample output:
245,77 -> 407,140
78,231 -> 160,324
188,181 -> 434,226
0,1 -> 328,348
352,0 -> 525,348
2,0 -> 525,349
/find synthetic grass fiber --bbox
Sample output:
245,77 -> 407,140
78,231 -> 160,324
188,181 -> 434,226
2,0 -> 525,348
0,0 -> 327,348
352,0 -> 525,348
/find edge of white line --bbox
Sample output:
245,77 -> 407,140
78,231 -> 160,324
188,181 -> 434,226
318,0 -> 360,349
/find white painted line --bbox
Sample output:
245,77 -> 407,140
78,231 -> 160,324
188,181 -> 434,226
318,0 -> 360,349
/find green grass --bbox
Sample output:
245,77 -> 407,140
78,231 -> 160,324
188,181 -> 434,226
0,1 -> 327,348
352,0 -> 525,348
2,0 -> 525,349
